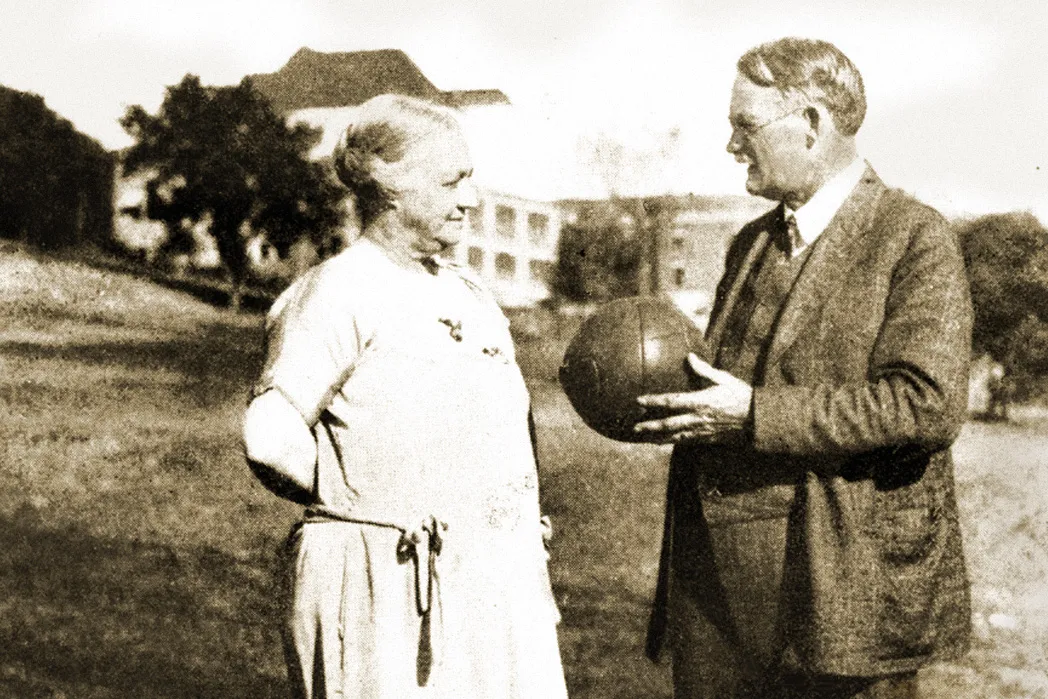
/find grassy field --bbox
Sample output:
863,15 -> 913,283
0,246 -> 1045,698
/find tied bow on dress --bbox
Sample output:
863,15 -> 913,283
304,506 -> 448,686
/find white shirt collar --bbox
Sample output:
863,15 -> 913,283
786,157 -> 867,254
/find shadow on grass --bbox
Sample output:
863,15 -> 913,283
0,509 -> 289,698
68,247 -> 279,313
0,320 -> 264,410
129,273 -> 276,314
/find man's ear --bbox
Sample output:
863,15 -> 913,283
803,106 -> 821,149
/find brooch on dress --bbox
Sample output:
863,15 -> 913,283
482,346 -> 508,362
436,317 -> 510,363
437,318 -> 463,342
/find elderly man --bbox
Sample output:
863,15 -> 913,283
636,38 -> 972,698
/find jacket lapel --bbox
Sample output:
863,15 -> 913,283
706,217 -> 776,352
763,166 -> 887,372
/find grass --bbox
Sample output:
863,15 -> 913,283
531,380 -> 674,698
0,246 -> 295,698
0,247 -> 1045,697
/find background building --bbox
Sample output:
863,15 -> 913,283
558,194 -> 771,326
112,47 -> 778,310
249,47 -> 561,307
655,195 -> 772,323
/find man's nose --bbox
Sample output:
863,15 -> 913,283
726,129 -> 744,154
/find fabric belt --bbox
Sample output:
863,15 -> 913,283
302,504 -> 447,686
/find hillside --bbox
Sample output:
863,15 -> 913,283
0,244 -> 240,341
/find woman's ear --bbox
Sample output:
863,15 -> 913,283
370,157 -> 403,202
370,155 -> 397,182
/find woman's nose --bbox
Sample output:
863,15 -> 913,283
458,179 -> 479,210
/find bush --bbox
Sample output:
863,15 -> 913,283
957,212 -> 1048,400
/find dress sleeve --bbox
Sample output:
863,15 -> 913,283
254,271 -> 365,426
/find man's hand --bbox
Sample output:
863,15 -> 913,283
633,354 -> 753,444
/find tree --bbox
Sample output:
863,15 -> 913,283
552,196 -> 683,304
120,75 -> 346,307
629,195 -> 682,295
552,200 -> 644,303
0,85 -> 114,249
957,212 -> 1048,398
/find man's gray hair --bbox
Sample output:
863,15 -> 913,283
738,37 -> 866,136
333,94 -> 460,227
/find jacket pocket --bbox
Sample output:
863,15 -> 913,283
874,505 -> 941,658
880,506 -> 935,565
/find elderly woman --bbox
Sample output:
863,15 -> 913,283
242,94 -> 568,699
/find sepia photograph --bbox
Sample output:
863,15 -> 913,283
0,1 -> 1045,697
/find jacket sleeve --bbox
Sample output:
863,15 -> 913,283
750,210 -> 972,461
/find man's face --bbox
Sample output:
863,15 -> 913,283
387,126 -> 478,256
726,74 -> 814,203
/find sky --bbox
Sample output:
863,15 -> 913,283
1,0 -> 1045,219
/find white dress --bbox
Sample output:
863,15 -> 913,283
255,237 -> 568,699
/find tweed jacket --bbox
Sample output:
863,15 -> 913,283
647,166 -> 973,676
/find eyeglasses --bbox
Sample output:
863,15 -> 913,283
729,107 -> 807,140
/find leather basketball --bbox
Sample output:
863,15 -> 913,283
559,295 -> 712,442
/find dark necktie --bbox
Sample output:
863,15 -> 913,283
778,211 -> 802,255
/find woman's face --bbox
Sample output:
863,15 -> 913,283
387,125 -> 478,256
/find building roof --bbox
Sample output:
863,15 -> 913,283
248,48 -> 443,111
443,89 -> 511,108
248,48 -> 509,112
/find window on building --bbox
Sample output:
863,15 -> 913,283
495,205 -> 516,239
468,246 -> 485,271
469,203 -> 485,236
527,212 -> 549,245
671,236 -> 686,251
119,205 -> 143,220
529,259 -> 554,285
495,252 -> 517,279
674,267 -> 686,288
